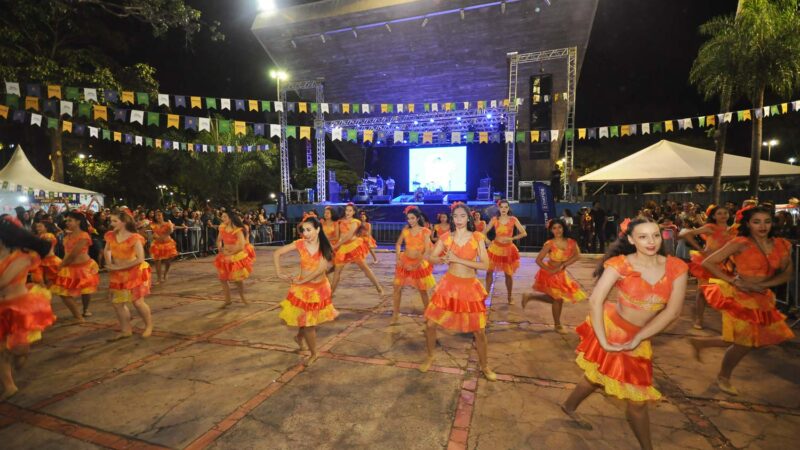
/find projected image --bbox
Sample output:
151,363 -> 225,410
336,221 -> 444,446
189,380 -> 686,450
408,146 -> 467,192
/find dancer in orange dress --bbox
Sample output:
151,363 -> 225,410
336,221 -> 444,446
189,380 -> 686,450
274,215 -> 338,366
50,211 -> 99,321
690,206 -> 794,396
214,211 -> 253,307
0,219 -> 57,399
321,207 -> 340,249
472,210 -> 486,233
358,210 -> 379,264
104,211 -> 153,340
679,205 -> 736,329
561,216 -> 687,448
484,200 -> 527,304
431,213 -> 450,245
330,203 -> 384,296
243,222 -> 257,263
420,202 -> 496,381
32,222 -> 62,286
149,210 -> 178,285
522,218 -> 587,333
392,206 -> 435,323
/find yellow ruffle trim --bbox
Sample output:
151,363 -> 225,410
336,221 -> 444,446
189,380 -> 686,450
576,352 -> 661,402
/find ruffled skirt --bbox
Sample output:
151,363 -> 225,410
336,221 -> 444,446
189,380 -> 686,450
393,254 -> 436,291
701,279 -> 794,347
487,242 -> 520,275
0,285 -> 56,349
279,279 -> 338,327
575,303 -> 661,402
424,273 -> 487,332
214,250 -> 253,282
361,235 -> 377,251
50,260 -> 100,297
533,268 -> 587,303
334,237 -> 367,265
109,262 -> 152,304
150,239 -> 178,260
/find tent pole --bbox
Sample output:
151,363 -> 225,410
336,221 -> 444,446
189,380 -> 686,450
592,182 -> 608,196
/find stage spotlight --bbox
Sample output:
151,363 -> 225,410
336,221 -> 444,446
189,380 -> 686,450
429,118 -> 434,123
413,120 -> 418,125
258,0 -> 276,15
486,113 -> 492,119
17,195 -> 28,203
456,116 -> 461,121
535,7 -> 541,13
387,122 -> 391,126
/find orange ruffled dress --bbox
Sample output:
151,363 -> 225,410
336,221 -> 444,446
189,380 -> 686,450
533,238 -> 587,303
394,227 -> 436,291
1,250 -> 56,349
322,219 -> 338,248
688,224 -> 736,282
474,220 -> 486,233
334,218 -> 367,265
279,240 -> 338,327
487,217 -> 521,275
149,222 -> 178,260
106,232 -> 151,304
575,255 -> 688,401
50,231 -> 99,297
700,237 -> 794,347
359,222 -> 378,252
214,225 -> 253,282
31,233 -> 62,285
424,231 -> 488,332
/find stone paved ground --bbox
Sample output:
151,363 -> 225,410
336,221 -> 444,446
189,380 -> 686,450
1,247 -> 798,450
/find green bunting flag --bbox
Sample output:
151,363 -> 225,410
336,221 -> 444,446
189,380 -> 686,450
64,87 -> 80,101
347,129 -> 357,141
136,92 -> 149,106
47,117 -> 58,129
206,97 -> 217,110
286,126 -> 297,138
102,129 -> 111,140
218,119 -> 231,133
261,100 -> 270,112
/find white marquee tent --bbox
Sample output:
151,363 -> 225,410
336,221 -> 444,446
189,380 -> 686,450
0,145 -> 101,203
578,140 -> 800,182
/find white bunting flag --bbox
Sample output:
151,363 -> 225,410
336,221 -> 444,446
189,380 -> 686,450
793,100 -> 800,111
363,104 -> 371,114
60,101 -> 73,117
641,123 -> 650,134
683,118 -> 693,129
202,145 -> 208,152
551,129 -> 560,141
599,127 -> 609,138
198,117 -> 210,132
135,135 -> 143,146
273,101 -> 283,112
490,100 -> 497,108
723,112 -> 732,123
321,103 -> 329,113
88,126 -> 99,138
396,104 -> 403,113
504,131 -> 514,142
130,110 -> 144,124
84,88 -> 97,102
393,130 -> 403,142
451,132 -> 461,143
464,102 -> 470,109
431,103 -> 438,112
220,98 -> 231,110
31,113 -> 42,126
270,124 -> 281,138
157,93 -> 169,106
763,106 -> 770,117
5,82 -> 20,96
332,127 -> 343,141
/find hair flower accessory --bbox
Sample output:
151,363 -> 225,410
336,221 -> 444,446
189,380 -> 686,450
449,201 -> 466,212
618,217 -> 632,237
403,205 -> 415,215
704,204 -> 716,217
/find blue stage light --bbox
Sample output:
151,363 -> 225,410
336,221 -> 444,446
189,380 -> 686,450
429,118 -> 434,123
456,116 -> 461,121
486,113 -> 492,119
413,120 -> 418,125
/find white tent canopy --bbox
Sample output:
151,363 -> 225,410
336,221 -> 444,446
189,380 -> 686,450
0,145 -> 100,196
578,140 -> 800,182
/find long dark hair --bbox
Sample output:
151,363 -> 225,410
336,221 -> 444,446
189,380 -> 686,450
738,206 -> 776,238
547,218 -> 569,238
495,199 -> 514,217
111,211 -> 137,233
705,205 -> 729,225
450,203 -> 475,232
300,216 -> 333,261
0,219 -> 51,257
594,216 -> 664,278
222,210 -> 244,228
324,206 -> 340,222
405,207 -> 425,228
66,211 -> 89,231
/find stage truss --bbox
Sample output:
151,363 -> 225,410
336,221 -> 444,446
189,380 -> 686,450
279,79 -> 327,201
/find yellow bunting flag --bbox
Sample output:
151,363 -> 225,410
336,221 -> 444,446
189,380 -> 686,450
380,104 -> 388,113
530,130 -> 540,142
93,105 -> 107,121
502,99 -> 509,107
299,102 -> 307,113
25,97 -> 39,111
620,125 -> 630,137
407,104 -> 415,113
248,100 -> 259,112
478,132 -> 489,143
578,128 -> 586,139
300,126 -> 312,140
121,91 -> 134,104
363,129 -> 373,143
342,103 -> 350,113
781,103 -> 788,114
742,110 -> 751,121
167,114 -> 179,129
0,105 -> 8,119
155,139 -> 162,149
422,131 -> 433,144
62,121 -> 72,133
706,115 -> 715,126
190,96 -> 201,109
113,132 -> 121,142
47,85 -> 62,99
665,121 -> 674,132
234,121 -> 246,135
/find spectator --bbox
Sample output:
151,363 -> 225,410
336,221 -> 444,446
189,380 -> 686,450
590,201 -> 606,253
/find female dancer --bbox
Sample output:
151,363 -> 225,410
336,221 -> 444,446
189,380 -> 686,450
51,211 -> 99,321
359,210 -> 379,264
274,215 -> 338,366
431,213 -> 450,244
392,206 -> 435,323
690,206 -> 794,395
472,210 -> 486,233
321,207 -> 340,249
679,205 -> 736,329
523,218 -> 587,333
0,220 -> 56,399
330,203 -> 383,295
104,211 -> 153,339
149,210 -> 178,285
242,220 -> 257,264
32,221 -> 62,286
484,200 -> 527,304
561,216 -> 687,450
420,202 -> 496,381
214,211 -> 253,307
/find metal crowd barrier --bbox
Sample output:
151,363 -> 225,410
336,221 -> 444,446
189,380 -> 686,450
777,242 -> 799,327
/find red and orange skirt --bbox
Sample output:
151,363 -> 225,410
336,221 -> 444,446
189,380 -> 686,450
109,262 -> 152,304
394,254 -> 436,291
214,250 -> 253,282
360,234 -> 377,252
575,303 -> 661,402
279,278 -> 339,327
50,260 -> 100,297
334,237 -> 367,265
487,241 -> 520,275
701,279 -> 794,347
150,239 -> 178,260
0,285 -> 56,349
245,242 -> 256,261
424,273 -> 487,332
533,268 -> 587,303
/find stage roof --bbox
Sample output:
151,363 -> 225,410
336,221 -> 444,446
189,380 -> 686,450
577,140 -> 800,183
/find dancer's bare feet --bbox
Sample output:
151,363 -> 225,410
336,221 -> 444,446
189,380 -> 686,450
692,320 -> 703,330
717,377 -> 739,396
390,314 -> 399,325
142,325 -> 153,338
304,353 -> 319,367
507,296 -> 514,305
1,385 -> 19,401
689,338 -> 702,362
107,332 -> 133,342
521,293 -> 532,309
554,325 -> 568,335
294,334 -> 306,351
376,286 -> 385,296
220,300 -> 232,309
560,404 -> 593,430
481,366 -> 497,382
418,356 -> 434,373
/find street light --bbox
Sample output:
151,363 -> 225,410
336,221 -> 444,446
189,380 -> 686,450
761,139 -> 778,161
78,153 -> 86,160
789,157 -> 797,165
257,0 -> 276,15
269,69 -> 289,99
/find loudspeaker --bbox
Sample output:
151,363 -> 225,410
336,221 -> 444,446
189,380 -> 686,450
423,195 -> 445,204
372,195 -> 391,204
444,193 -> 468,203
353,195 -> 370,204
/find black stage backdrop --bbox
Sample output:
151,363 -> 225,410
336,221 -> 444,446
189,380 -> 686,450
363,143 -> 507,198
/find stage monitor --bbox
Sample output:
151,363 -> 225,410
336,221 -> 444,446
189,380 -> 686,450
408,146 -> 467,193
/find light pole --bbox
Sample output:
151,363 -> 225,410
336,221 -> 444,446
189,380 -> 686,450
761,139 -> 778,161
269,69 -> 288,99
